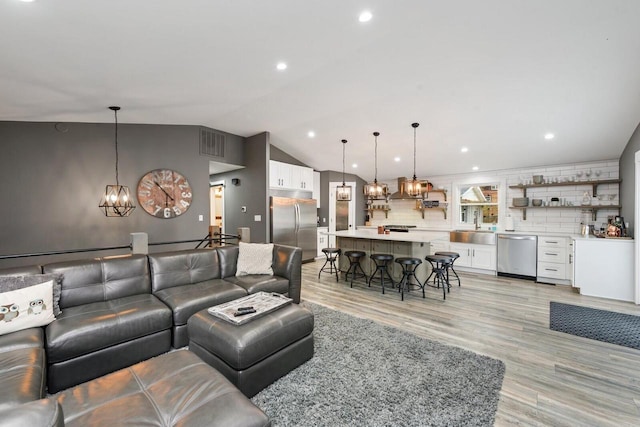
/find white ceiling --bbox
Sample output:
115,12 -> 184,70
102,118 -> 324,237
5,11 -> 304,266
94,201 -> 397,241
2,0 -> 640,182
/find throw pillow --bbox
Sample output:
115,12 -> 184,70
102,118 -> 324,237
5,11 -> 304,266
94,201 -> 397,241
236,242 -> 274,276
0,274 -> 62,316
0,280 -> 56,336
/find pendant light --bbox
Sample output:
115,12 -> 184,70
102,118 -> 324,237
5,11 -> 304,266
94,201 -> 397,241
99,106 -> 135,217
404,122 -> 422,197
336,139 -> 352,201
363,131 -> 388,199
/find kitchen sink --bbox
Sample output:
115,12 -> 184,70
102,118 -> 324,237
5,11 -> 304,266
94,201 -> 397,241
450,230 -> 496,245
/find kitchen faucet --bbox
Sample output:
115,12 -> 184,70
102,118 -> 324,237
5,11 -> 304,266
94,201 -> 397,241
474,210 -> 480,230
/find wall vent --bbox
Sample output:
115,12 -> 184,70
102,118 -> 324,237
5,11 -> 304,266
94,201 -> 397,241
200,128 -> 225,158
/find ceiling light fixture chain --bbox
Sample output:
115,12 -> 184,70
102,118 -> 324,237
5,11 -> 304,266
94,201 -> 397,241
412,122 -> 418,181
363,132 -> 388,199
405,122 -> 422,197
98,106 -> 135,217
374,131 -> 379,184
112,106 -> 121,187
337,139 -> 352,201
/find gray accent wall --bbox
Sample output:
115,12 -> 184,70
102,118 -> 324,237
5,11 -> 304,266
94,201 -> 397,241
210,132 -> 271,243
619,120 -> 640,237
0,121 -> 232,267
270,145 -> 308,167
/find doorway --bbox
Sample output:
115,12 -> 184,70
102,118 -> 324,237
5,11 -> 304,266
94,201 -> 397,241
210,183 -> 225,236
328,181 -> 356,247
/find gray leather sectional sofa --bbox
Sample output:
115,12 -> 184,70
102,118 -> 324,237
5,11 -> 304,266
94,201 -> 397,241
0,244 -> 301,426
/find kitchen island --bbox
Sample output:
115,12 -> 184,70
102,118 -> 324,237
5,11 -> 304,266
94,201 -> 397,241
330,230 -> 438,282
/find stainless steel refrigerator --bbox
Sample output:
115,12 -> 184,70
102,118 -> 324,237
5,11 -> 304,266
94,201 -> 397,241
270,196 -> 317,262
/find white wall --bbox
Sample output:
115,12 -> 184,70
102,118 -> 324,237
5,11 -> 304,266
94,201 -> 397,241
367,159 -> 619,233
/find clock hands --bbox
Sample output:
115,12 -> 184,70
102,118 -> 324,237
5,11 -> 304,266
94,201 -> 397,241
154,181 -> 174,207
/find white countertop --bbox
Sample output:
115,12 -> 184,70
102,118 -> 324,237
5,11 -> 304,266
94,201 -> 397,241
330,230 -> 435,243
357,226 -> 633,242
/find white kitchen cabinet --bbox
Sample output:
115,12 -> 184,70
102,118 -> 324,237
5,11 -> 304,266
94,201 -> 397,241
449,243 -> 496,271
317,227 -> 329,258
269,160 -> 314,191
313,171 -> 321,207
573,238 -> 633,302
537,236 -> 571,285
292,166 -> 313,191
269,160 -> 292,189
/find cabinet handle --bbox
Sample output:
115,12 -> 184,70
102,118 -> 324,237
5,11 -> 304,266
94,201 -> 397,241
545,241 -> 559,244
569,254 -> 573,264
472,249 -> 475,257
545,268 -> 558,272
544,253 -> 558,256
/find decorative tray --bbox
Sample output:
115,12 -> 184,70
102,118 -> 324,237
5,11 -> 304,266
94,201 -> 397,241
207,292 -> 292,325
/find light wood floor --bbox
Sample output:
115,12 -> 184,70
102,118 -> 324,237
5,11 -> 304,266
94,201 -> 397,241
301,260 -> 640,426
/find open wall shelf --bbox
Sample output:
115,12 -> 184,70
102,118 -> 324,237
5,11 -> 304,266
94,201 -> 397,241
509,179 -> 621,220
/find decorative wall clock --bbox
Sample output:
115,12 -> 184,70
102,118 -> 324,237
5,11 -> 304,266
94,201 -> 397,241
137,169 -> 193,218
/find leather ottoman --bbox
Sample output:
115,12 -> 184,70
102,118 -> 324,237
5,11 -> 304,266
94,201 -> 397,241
54,350 -> 270,427
188,304 -> 314,397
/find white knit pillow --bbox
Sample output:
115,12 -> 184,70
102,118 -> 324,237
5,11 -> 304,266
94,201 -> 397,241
236,242 -> 274,276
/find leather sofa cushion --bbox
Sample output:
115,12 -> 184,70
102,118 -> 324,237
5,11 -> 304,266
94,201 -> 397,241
0,329 -> 46,410
43,255 -> 151,309
0,327 -> 43,352
0,399 -> 64,427
46,294 -> 172,363
149,249 -> 221,292
154,280 -> 247,325
55,350 -> 270,427
188,304 -> 314,370
223,275 -> 289,296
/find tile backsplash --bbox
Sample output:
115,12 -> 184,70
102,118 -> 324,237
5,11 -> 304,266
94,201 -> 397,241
367,159 -> 619,234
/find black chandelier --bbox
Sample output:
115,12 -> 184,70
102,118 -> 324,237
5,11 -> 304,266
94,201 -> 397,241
98,106 -> 135,217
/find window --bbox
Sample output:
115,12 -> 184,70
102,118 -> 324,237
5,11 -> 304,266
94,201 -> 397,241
458,184 -> 500,225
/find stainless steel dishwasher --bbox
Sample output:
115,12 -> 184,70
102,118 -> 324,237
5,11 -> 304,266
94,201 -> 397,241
497,234 -> 537,280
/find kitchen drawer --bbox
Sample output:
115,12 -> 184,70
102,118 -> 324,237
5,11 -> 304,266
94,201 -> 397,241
538,237 -> 568,249
537,247 -> 567,263
537,262 -> 566,279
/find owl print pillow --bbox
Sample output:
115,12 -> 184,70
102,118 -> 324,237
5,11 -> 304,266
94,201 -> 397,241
0,279 -> 56,335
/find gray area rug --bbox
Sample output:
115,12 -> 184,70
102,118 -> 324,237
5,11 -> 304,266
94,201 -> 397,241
252,303 -> 505,427
550,301 -> 640,350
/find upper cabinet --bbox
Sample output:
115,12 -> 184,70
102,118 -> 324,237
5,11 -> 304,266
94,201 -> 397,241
269,160 -> 314,191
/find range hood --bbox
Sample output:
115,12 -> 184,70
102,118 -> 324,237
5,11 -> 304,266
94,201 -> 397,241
389,177 -> 432,200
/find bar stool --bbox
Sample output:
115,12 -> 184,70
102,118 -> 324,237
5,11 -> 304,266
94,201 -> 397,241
344,250 -> 367,288
395,257 -> 423,301
434,251 -> 461,287
424,254 -> 453,300
368,254 -> 394,294
318,248 -> 341,282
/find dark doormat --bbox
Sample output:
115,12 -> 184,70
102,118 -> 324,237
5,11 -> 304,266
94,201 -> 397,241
550,302 -> 640,350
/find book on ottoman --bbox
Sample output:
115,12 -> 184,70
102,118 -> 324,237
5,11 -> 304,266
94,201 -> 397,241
207,292 -> 292,325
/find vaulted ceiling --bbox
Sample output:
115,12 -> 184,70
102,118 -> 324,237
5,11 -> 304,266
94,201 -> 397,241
2,0 -> 640,181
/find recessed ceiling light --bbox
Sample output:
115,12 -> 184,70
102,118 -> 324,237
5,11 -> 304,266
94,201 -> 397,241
352,163 -> 358,168
394,157 -> 401,162
358,11 -> 373,23
276,62 -> 287,71
307,131 -> 315,138
461,147 -> 469,153
544,133 -> 555,140
472,166 -> 479,171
